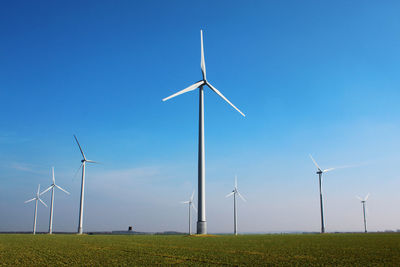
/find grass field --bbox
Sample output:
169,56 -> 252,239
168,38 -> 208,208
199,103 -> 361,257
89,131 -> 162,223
0,233 -> 399,266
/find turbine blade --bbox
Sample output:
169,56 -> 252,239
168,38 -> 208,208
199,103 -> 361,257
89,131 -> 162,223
191,202 -> 197,212
190,191 -> 195,202
226,192 -> 234,198
39,198 -> 47,207
24,198 -> 36,203
52,167 -> 55,184
73,163 -> 83,178
364,193 -> 370,201
235,175 -> 237,189
309,154 -> 321,171
162,81 -> 204,102
37,184 -> 41,195
40,186 -> 53,196
74,135 -> 86,160
237,191 -> 246,202
86,160 -> 99,164
200,30 -> 206,80
323,164 -> 354,173
206,82 -> 245,117
356,195 -> 363,201
181,201 -> 190,204
322,168 -> 335,173
55,185 -> 70,195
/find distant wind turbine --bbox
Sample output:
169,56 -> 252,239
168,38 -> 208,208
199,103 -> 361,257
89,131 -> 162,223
181,191 -> 197,235
356,193 -> 370,233
74,135 -> 97,234
163,30 -> 245,234
226,176 -> 246,235
309,154 -> 339,234
25,184 -> 47,234
41,167 -> 70,234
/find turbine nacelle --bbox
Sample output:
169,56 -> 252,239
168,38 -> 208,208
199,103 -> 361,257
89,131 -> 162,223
74,135 -> 98,176
226,176 -> 246,202
41,167 -> 70,196
25,184 -> 48,208
310,155 -> 337,175
162,30 -> 245,117
356,193 -> 370,203
81,159 -> 96,163
181,191 -> 197,212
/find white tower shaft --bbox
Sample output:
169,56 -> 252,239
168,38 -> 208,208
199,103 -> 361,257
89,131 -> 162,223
188,203 -> 192,235
197,86 -> 206,234
33,198 -> 38,234
362,202 -> 367,233
318,172 -> 325,233
78,161 -> 86,234
234,192 -> 237,235
49,186 -> 55,234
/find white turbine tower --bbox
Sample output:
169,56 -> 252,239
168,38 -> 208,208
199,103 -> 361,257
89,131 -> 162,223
356,193 -> 370,233
226,176 -> 246,235
181,191 -> 197,235
163,30 -> 245,234
41,167 -> 70,234
309,154 -> 337,234
25,184 -> 47,234
74,135 -> 97,234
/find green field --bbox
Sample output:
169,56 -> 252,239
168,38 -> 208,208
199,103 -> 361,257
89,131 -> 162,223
0,233 -> 399,266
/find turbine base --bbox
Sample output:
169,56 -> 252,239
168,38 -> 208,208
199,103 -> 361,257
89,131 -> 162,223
197,221 -> 207,234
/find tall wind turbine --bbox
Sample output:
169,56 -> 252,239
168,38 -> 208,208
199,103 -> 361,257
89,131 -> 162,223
356,193 -> 370,233
41,167 -> 70,234
226,176 -> 246,235
74,135 -> 97,234
25,184 -> 47,234
309,154 -> 337,233
181,191 -> 197,235
163,30 -> 245,234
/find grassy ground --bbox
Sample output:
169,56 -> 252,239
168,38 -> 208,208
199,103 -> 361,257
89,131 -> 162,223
0,233 -> 399,266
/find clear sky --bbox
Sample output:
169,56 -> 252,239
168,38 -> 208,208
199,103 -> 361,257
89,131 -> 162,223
1,1 -> 400,233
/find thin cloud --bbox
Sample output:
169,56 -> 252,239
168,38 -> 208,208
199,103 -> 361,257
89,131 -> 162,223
9,162 -> 43,174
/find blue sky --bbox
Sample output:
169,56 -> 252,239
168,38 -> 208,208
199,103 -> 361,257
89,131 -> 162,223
1,1 -> 400,233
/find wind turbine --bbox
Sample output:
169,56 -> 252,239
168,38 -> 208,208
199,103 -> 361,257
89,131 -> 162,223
74,135 -> 97,234
163,30 -> 245,234
181,191 -> 197,235
309,154 -> 338,234
25,184 -> 47,234
41,167 -> 70,234
356,193 -> 370,233
226,176 -> 246,235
